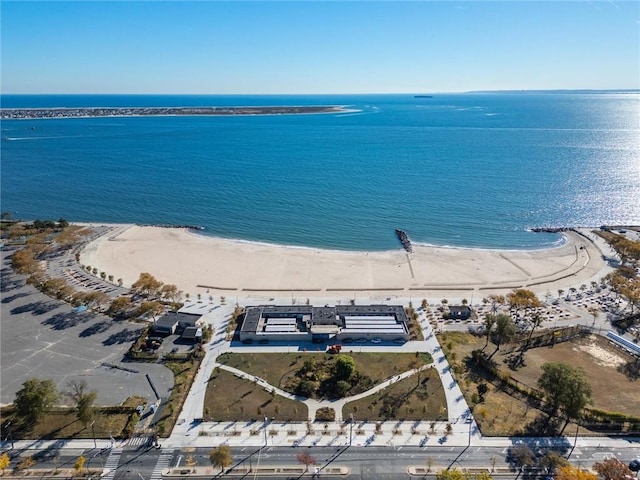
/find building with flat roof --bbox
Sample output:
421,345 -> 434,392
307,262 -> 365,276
239,304 -> 409,343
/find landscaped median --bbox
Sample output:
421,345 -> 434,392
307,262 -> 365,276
162,465 -> 350,477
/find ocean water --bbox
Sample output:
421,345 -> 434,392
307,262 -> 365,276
1,93 -> 639,250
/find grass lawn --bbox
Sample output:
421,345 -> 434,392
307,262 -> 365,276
0,407 -> 132,440
203,369 -> 307,422
216,351 -> 433,392
343,367 -> 447,421
500,334 -> 640,416
438,330 -> 640,436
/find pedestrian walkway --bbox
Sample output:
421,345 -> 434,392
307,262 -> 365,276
100,447 -> 122,480
150,449 -> 174,480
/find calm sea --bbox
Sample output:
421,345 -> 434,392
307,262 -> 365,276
1,93 -> 639,250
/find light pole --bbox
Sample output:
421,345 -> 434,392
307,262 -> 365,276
349,414 -> 354,447
90,420 -> 97,449
3,421 -> 14,450
263,416 -> 269,447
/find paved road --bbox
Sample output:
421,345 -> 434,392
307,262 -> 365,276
4,443 -> 638,480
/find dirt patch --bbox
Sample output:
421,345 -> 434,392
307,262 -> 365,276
573,339 -> 626,368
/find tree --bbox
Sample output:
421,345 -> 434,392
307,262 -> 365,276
436,468 -> 467,480
556,465 -> 597,480
14,378 -> 59,424
66,380 -> 97,427
489,313 -> 515,358
185,454 -> 197,471
539,450 -> 569,474
107,296 -> 133,318
335,354 -> 356,380
0,453 -> 10,474
507,288 -> 541,313
537,362 -> 592,430
74,455 -> 86,473
487,294 -> 505,314
160,283 -> 182,303
482,314 -> 497,349
593,457 -> 634,480
11,249 -> 40,274
131,272 -> 163,299
508,444 -> 535,472
209,445 -> 232,472
296,451 -> 317,472
57,218 -> 69,229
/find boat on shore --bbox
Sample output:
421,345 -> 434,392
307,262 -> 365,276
395,229 -> 413,253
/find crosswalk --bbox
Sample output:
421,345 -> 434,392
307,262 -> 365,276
150,449 -> 174,480
128,435 -> 153,447
100,448 -> 122,480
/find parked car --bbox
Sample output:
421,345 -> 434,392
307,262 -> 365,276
356,338 -> 367,344
371,338 -> 382,344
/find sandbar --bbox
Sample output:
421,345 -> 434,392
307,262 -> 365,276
79,225 -> 610,302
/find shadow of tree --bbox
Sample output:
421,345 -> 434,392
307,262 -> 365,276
42,311 -> 95,330
1,292 -> 32,304
103,327 -> 141,346
79,320 -> 112,338
617,359 -> 640,381
11,301 -> 59,315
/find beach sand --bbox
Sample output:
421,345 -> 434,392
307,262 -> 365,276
80,225 -> 610,301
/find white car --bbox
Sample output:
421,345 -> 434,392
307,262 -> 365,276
371,338 -> 382,344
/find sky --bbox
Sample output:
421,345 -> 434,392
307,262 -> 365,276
1,1 -> 639,94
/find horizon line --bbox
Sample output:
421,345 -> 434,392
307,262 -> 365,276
2,88 -> 640,96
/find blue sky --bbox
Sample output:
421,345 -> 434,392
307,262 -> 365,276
1,1 -> 639,94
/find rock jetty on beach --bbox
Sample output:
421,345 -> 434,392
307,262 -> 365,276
395,229 -> 413,253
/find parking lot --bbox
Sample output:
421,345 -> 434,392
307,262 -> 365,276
0,247 -> 174,407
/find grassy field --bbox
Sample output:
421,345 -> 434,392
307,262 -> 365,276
343,367 -> 447,421
203,369 -> 307,422
438,330 -> 640,436
501,334 -> 640,416
216,351 -> 433,391
0,407 -> 132,440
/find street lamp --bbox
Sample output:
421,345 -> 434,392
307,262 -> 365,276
349,414 -> 354,447
3,421 -> 14,450
90,420 -> 97,449
263,416 -> 269,447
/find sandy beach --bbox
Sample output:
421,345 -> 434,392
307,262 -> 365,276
79,225 -> 610,302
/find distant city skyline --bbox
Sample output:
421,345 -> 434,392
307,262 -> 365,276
2,1 -> 639,94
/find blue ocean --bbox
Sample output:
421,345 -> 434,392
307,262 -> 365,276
1,93 -> 639,250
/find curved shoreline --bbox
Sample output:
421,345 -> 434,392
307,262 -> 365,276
79,223 -> 611,300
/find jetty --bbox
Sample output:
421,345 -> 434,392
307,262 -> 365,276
395,229 -> 413,253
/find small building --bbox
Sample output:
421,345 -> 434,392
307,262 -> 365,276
448,305 -> 472,320
152,312 -> 203,336
151,315 -> 179,335
181,327 -> 203,343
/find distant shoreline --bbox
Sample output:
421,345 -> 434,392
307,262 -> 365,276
0,105 -> 345,120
